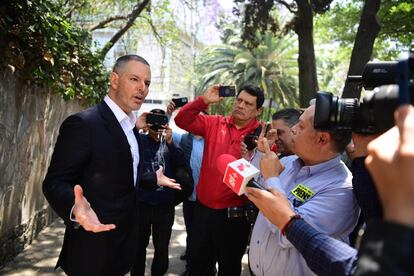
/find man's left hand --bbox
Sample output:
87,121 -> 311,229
260,138 -> 284,179
156,166 -> 181,190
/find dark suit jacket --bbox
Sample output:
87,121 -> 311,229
43,101 -> 158,276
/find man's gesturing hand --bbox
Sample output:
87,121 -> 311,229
72,185 -> 116,232
260,137 -> 284,180
156,166 -> 181,190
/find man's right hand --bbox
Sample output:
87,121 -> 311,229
260,137 -> 284,180
257,122 -> 276,152
202,84 -> 222,105
72,185 -> 116,232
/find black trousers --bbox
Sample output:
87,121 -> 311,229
183,200 -> 196,257
189,201 -> 250,276
131,202 -> 175,276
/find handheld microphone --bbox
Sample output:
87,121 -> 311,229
246,178 -> 267,191
216,154 -> 266,195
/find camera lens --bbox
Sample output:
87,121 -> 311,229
336,98 -> 359,130
314,92 -> 359,131
314,87 -> 401,134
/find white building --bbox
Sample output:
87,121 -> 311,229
89,0 -> 215,115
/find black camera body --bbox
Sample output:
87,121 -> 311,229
244,134 -> 257,151
219,86 -> 236,97
146,113 -> 168,129
314,55 -> 413,134
172,97 -> 188,107
243,123 -> 270,151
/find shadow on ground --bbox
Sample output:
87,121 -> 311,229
1,204 -> 250,276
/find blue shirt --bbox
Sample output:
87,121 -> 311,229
249,155 -> 360,276
172,132 -> 204,201
282,157 -> 381,276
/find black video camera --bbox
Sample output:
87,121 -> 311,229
146,113 -> 168,131
243,123 -> 270,151
314,55 -> 413,134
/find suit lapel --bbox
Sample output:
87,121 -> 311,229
98,102 -> 134,185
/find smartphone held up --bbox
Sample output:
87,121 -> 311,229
172,97 -> 188,108
219,86 -> 236,97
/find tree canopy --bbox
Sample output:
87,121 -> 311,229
0,0 -> 108,104
0,0 -> 193,104
229,0 -> 413,104
196,32 -> 298,108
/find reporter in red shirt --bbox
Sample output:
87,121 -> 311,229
175,84 -> 264,276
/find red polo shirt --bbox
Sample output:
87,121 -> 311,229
175,96 -> 260,209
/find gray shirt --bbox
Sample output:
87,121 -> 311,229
249,155 -> 360,276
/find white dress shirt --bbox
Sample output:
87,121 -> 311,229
104,96 -> 140,185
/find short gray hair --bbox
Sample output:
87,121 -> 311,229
113,55 -> 150,73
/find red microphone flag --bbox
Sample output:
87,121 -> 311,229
216,154 -> 260,195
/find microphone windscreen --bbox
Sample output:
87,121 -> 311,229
216,154 -> 237,175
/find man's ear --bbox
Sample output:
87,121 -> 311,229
110,72 -> 119,90
317,132 -> 330,146
256,107 -> 263,117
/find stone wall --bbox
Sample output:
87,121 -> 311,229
0,71 -> 82,266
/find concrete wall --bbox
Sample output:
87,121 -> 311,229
0,71 -> 82,266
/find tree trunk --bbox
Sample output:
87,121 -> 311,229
98,0 -> 151,59
295,0 -> 319,108
342,0 -> 381,99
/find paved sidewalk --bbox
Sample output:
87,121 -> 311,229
1,204 -> 250,276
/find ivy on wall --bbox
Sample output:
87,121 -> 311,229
0,0 -> 108,105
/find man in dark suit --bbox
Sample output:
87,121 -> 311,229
43,55 -> 180,276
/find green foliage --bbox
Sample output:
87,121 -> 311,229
316,0 -> 414,58
239,0 -> 280,49
379,0 -> 414,54
238,0 -> 333,49
313,0 -> 414,94
195,32 -> 298,116
0,0 -> 108,105
70,0 -> 183,52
